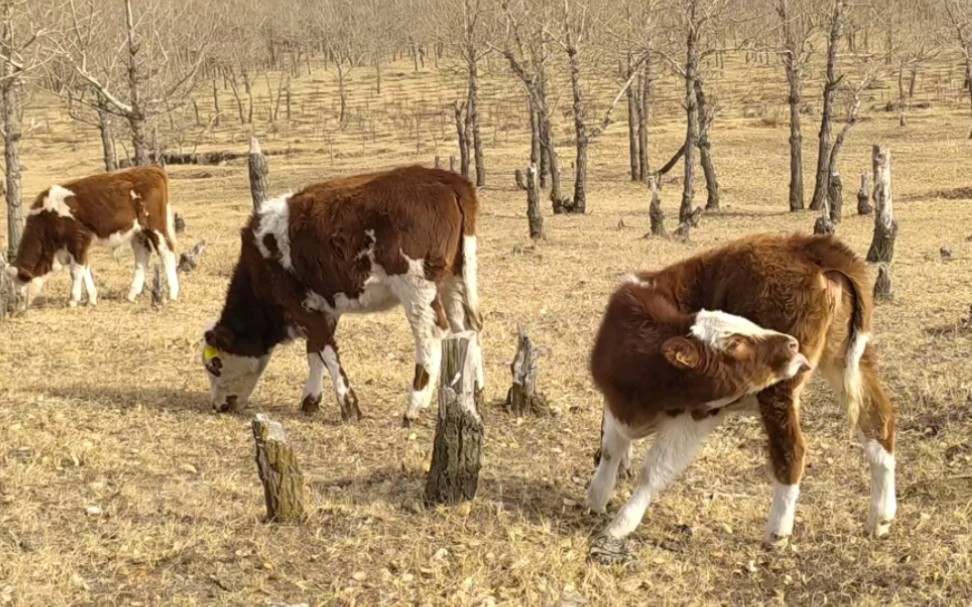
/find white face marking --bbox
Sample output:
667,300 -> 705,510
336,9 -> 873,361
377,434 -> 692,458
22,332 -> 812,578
29,185 -> 75,218
253,194 -> 293,270
766,482 -> 800,540
690,309 -> 786,351
863,437 -> 896,536
203,346 -> 270,411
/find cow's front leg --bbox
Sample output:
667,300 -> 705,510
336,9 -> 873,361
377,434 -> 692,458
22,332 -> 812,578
757,380 -> 808,546
319,343 -> 361,422
586,410 -> 633,514
302,319 -> 361,422
68,261 -> 88,307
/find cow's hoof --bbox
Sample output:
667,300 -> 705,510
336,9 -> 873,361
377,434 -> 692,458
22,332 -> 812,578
401,414 -> 413,428
126,293 -> 138,303
340,392 -> 362,423
300,394 -> 321,415
762,533 -> 791,551
867,519 -> 892,538
590,534 -> 635,566
68,300 -> 79,308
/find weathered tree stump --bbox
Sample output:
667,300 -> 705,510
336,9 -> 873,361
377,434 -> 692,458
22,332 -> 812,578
857,171 -> 873,215
674,206 -> 704,240
814,206 -> 835,235
874,263 -> 892,301
248,136 -> 269,212
252,414 -> 306,523
177,240 -> 206,273
866,146 -> 897,264
151,265 -> 163,310
647,176 -> 667,237
0,250 -> 21,322
526,166 -> 544,240
173,212 -> 186,234
828,172 -> 843,224
552,196 -> 581,215
504,324 -> 549,417
515,169 -> 527,191
424,331 -> 484,507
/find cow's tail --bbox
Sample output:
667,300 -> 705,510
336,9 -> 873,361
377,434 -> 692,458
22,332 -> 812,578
454,184 -> 483,334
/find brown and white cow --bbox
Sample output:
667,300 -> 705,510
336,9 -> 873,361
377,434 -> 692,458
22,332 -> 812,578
200,165 -> 483,424
6,165 -> 180,307
587,233 -> 896,551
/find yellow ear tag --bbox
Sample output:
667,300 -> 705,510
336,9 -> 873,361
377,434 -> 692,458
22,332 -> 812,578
204,345 -> 220,362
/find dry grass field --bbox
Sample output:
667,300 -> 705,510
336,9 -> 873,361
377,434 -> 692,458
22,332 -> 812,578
1,50 -> 972,606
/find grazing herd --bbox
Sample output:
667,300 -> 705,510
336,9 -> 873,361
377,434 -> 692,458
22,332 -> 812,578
5,163 -> 898,551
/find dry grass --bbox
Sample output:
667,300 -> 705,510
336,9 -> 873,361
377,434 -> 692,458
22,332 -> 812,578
1,50 -> 972,607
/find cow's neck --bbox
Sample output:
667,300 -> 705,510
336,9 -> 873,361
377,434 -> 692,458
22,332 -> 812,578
218,244 -> 288,357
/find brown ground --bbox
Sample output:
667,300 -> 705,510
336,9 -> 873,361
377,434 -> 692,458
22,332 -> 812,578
1,51 -> 971,607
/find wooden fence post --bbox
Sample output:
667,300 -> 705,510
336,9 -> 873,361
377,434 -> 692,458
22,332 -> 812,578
248,136 -> 269,211
526,165 -> 544,240
866,145 -> 897,263
504,324 -> 549,416
424,331 -> 484,507
252,414 -> 306,523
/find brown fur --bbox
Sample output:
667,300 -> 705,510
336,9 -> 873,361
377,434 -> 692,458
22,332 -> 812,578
590,280 -> 803,434
630,233 -> 896,485
204,165 -> 480,418
12,166 -> 173,281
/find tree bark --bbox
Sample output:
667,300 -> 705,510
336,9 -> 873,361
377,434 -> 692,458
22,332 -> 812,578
212,77 -> 220,127
454,101 -> 470,178
424,332 -> 484,507
873,263 -> 892,301
857,171 -> 872,214
647,176 -> 666,237
124,0 -> 150,166
526,166 -> 544,240
252,414 -> 306,523
336,62 -> 348,127
637,60 -> 651,181
627,53 -> 639,181
828,172 -> 843,224
695,78 -> 719,211
809,0 -> 844,212
504,324 -> 548,415
779,0 -> 805,211
529,100 -> 541,172
467,60 -> 485,187
1,34 -> 22,259
565,37 -> 587,214
0,249 -> 20,320
679,21 -> 700,225
96,94 -> 117,172
866,145 -> 897,263
248,136 -> 269,212
966,60 -> 972,139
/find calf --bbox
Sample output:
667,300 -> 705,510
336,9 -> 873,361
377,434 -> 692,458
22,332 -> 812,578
590,233 -> 896,552
200,165 -> 483,424
5,166 -> 179,306
586,275 -> 810,554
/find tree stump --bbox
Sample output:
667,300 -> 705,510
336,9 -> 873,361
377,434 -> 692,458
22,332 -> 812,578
674,206 -> 704,240
866,146 -> 897,264
424,331 -> 484,507
874,263 -> 892,301
857,171 -> 873,215
177,240 -> 206,273
173,212 -> 186,234
828,172 -> 843,224
647,176 -> 667,237
151,265 -> 163,310
515,169 -> 527,191
526,166 -> 544,240
0,250 -> 20,322
504,324 -> 549,417
814,210 -> 835,235
248,136 -> 269,212
252,414 -> 306,523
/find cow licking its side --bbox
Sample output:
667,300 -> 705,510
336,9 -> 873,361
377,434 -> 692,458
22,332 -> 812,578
200,165 -> 483,424
586,275 -> 811,556
590,233 -> 896,552
5,165 -> 179,307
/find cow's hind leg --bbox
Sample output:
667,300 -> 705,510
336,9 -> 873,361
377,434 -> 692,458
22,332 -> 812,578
68,260 -> 93,307
399,281 -> 448,425
592,412 -> 724,564
154,231 -> 180,301
442,275 -> 485,391
127,237 -> 151,302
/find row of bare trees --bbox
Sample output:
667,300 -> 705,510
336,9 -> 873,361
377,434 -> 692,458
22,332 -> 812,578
3,0 -> 972,258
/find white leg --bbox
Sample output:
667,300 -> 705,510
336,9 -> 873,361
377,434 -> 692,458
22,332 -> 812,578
320,344 -> 361,421
766,482 -> 800,541
864,438 -> 896,537
155,232 -> 180,300
602,412 -> 724,541
301,351 -> 326,412
442,277 -> 485,390
586,410 -> 632,513
82,266 -> 97,305
68,261 -> 85,307
128,239 -> 151,302
391,271 -> 445,421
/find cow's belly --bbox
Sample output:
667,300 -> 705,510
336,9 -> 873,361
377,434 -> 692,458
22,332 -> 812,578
94,223 -> 140,250
304,280 -> 399,316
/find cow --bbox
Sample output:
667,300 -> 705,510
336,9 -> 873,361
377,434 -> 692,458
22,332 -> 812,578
200,165 -> 483,424
586,233 -> 896,558
5,165 -> 180,307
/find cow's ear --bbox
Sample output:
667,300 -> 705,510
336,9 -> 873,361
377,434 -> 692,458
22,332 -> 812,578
662,337 -> 701,370
205,324 -> 234,352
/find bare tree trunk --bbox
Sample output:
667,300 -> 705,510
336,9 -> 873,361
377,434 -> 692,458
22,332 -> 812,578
809,0 -> 844,212
897,60 -> 908,126
966,61 -> 972,139
212,77 -> 221,127
695,78 -> 719,211
124,0 -> 149,166
336,62 -> 347,127
504,324 -> 548,415
1,43 -> 22,259
96,94 -> 117,172
538,104 -> 549,188
857,171 -> 872,215
637,61 -> 650,181
828,172 -> 843,224
564,7 -> 587,214
248,136 -> 269,211
779,0 -> 805,211
540,114 -> 562,202
679,24 -> 699,225
454,101 -> 470,178
627,53 -> 639,181
647,176 -> 666,237
375,59 -> 381,95
866,145 -> 897,263
526,166 -> 544,240
467,60 -> 485,187
529,100 -> 541,171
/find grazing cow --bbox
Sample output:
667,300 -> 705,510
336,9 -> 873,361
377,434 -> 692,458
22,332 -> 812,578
585,275 -> 811,554
200,165 -> 483,424
587,233 -> 896,554
5,166 -> 179,307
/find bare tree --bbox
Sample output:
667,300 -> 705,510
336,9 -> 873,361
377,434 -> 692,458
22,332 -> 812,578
809,0 -> 845,212
459,0 -> 488,187
944,0 -> 972,138
0,0 -> 54,258
776,0 -> 816,211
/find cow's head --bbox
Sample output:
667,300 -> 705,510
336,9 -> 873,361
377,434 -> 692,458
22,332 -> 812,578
201,320 -> 272,412
663,309 -> 811,406
4,265 -> 48,307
